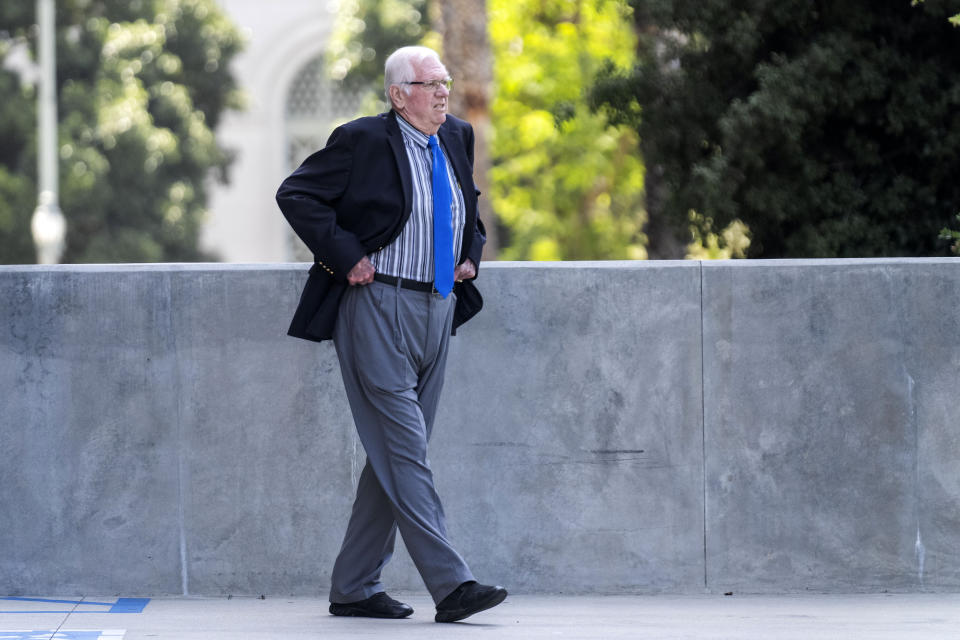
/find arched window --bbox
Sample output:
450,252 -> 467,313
283,55 -> 369,260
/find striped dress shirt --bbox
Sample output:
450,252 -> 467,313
369,114 -> 466,283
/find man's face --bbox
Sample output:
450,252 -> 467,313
394,57 -> 450,135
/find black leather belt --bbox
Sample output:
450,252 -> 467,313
373,273 -> 437,293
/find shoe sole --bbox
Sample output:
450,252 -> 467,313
329,604 -> 413,619
434,589 -> 507,623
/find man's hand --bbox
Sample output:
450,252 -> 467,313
454,258 -> 476,283
347,256 -> 375,286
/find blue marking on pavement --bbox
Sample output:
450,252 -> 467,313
0,597 -> 149,614
0,629 -> 126,640
106,600 -> 149,614
1,598 -> 115,607
0,632 -> 124,640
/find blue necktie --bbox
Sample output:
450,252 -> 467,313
428,135 -> 454,298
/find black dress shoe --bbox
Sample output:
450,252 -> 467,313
435,581 -> 508,623
329,592 -> 413,618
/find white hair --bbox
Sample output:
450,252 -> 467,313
384,46 -> 443,103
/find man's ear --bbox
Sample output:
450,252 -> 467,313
388,85 -> 404,110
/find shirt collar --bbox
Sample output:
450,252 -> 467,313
394,112 -> 432,148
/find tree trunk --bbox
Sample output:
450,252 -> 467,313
632,17 -> 687,260
434,0 -> 500,259
643,164 -> 686,259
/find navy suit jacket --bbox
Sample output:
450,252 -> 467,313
276,110 -> 486,342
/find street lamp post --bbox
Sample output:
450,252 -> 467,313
31,0 -> 66,264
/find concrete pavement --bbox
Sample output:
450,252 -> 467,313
2,593 -> 959,639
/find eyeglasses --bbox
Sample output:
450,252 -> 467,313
400,78 -> 454,91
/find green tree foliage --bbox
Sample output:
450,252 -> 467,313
0,0 -> 242,264
325,0 -> 646,261
592,0 -> 960,258
940,213 -> 960,254
0,60 -> 37,262
326,0 -> 431,103
687,216 -> 750,259
490,0 -> 645,260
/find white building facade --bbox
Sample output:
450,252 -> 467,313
204,0 -> 368,262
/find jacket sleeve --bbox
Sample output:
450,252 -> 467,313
458,121 -> 486,275
276,125 -> 367,279
466,217 -> 485,275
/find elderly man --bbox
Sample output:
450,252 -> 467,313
276,46 -> 506,623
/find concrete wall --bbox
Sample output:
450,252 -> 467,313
1,260 -> 958,596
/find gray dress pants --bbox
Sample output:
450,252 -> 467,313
329,280 -> 475,605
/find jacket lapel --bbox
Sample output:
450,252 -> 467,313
385,111 -> 412,217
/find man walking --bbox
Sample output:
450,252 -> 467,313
276,46 -> 506,623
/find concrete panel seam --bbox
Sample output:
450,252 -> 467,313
884,265 -> 925,588
698,261 -> 708,591
169,272 -> 190,597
